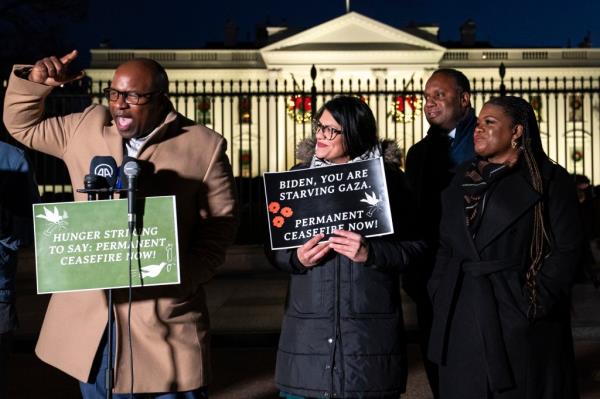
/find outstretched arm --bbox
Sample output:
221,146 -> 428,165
27,50 -> 85,86
3,51 -> 91,158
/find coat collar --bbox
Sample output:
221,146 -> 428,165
446,163 -> 541,257
295,137 -> 403,167
473,168 -> 540,250
132,110 -> 178,160
445,179 -> 480,258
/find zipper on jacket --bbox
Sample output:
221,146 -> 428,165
336,258 -> 346,397
329,255 -> 343,397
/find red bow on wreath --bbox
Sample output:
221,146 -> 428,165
290,96 -> 312,112
394,95 -> 418,112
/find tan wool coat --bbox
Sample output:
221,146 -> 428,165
3,67 -> 238,393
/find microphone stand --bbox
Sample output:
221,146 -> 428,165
77,180 -> 123,399
122,160 -> 140,397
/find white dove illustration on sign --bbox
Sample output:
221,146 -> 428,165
140,262 -> 168,278
360,191 -> 383,217
36,206 -> 69,235
360,191 -> 381,206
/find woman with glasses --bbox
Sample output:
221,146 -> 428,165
267,96 -> 425,398
428,96 -> 582,398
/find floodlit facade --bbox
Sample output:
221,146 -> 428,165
87,12 -> 600,183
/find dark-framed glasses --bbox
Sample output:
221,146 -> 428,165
102,88 -> 161,105
313,121 -> 342,140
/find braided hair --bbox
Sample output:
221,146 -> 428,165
485,96 -> 551,319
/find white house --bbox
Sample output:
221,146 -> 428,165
86,12 -> 600,183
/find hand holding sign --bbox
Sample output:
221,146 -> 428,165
329,229 -> 369,262
296,233 -> 331,268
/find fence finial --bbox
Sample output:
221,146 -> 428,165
499,62 -> 506,97
311,65 -> 318,113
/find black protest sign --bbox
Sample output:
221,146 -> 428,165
263,158 -> 394,250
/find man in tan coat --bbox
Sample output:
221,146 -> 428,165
3,50 -> 238,398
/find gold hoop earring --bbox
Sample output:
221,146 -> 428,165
511,140 -> 517,149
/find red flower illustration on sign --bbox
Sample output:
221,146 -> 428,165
268,201 -> 281,214
280,207 -> 293,218
269,202 -> 294,229
272,216 -> 285,228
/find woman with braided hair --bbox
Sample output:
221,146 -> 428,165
428,96 -> 583,398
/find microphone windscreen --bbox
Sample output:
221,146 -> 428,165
89,156 -> 118,188
124,160 -> 141,179
119,156 -> 138,187
84,174 -> 105,190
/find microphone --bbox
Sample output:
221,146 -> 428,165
123,159 -> 141,233
117,155 -> 137,192
90,156 -> 118,189
84,174 -> 105,201
81,156 -> 118,200
90,156 -> 117,199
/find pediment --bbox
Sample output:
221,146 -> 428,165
261,12 -> 445,53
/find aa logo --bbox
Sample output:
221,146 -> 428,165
94,163 -> 114,178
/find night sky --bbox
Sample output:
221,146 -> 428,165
66,0 -> 599,53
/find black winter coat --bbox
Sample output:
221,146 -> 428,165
268,141 -> 425,398
402,109 -> 477,298
428,158 -> 582,399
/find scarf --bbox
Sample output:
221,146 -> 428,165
309,144 -> 381,169
449,108 -> 477,166
461,158 -> 514,235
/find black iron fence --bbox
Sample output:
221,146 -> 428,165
2,67 -> 599,242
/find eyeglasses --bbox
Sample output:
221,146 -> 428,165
313,121 -> 343,140
102,88 -> 161,105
